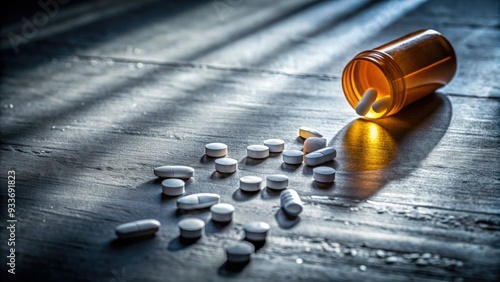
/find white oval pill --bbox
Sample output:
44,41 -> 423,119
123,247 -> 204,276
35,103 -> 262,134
263,139 -> 285,153
205,143 -> 228,157
305,147 -> 337,166
178,218 -> 205,239
313,166 -> 336,183
226,241 -> 255,263
247,145 -> 269,159
177,193 -> 220,210
283,150 -> 303,164
215,157 -> 238,173
161,178 -> 185,196
154,165 -> 194,179
280,189 -> 303,217
211,203 -> 235,222
266,174 -> 289,190
239,176 -> 262,192
303,137 -> 327,154
372,96 -> 391,113
244,221 -> 270,241
115,219 -> 160,239
299,126 -> 323,139
356,88 -> 378,116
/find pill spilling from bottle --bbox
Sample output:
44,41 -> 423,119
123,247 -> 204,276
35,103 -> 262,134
355,88 -> 390,117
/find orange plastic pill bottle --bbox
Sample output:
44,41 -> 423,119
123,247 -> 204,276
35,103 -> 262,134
342,29 -> 457,119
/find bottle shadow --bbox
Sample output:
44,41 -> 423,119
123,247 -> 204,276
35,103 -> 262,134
330,93 -> 452,200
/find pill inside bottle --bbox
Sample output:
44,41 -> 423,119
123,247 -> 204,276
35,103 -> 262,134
342,29 -> 457,119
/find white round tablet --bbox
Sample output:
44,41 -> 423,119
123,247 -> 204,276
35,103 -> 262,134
161,178 -> 185,196
303,137 -> 327,154
178,218 -> 205,239
282,150 -> 303,165
226,241 -> 255,263
211,203 -> 235,222
247,145 -> 269,159
266,174 -> 289,190
205,143 -> 228,157
215,157 -> 238,173
312,166 -> 336,183
299,126 -> 323,139
243,221 -> 270,241
239,176 -> 262,192
263,139 -> 285,153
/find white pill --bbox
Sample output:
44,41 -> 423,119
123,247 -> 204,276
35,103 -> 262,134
177,193 -> 220,210
356,88 -> 378,116
154,165 -> 194,179
305,147 -> 337,166
161,178 -> 185,196
243,221 -> 270,241
226,241 -> 255,263
247,145 -> 269,159
215,157 -> 238,173
283,150 -> 303,164
205,143 -> 228,157
372,96 -> 391,113
299,126 -> 323,139
239,176 -> 263,192
312,166 -> 336,183
115,219 -> 160,239
263,139 -> 285,153
178,218 -> 205,239
211,203 -> 235,222
266,174 -> 289,190
303,137 -> 327,154
280,189 -> 303,217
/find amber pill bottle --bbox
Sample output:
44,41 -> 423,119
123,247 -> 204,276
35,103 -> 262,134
342,29 -> 457,119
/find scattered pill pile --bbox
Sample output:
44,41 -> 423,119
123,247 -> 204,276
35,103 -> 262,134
115,126 -> 337,266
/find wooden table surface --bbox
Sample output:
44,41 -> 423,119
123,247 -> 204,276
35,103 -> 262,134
1,0 -> 499,281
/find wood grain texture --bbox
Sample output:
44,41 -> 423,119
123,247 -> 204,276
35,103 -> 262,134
1,0 -> 499,281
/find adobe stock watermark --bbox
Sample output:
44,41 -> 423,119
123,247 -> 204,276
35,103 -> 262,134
7,0 -> 71,54
110,266 -> 136,282
212,0 -> 245,21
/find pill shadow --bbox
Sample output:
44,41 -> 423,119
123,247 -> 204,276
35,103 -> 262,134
175,208 -> 212,218
329,93 -> 452,200
302,161 -> 337,176
160,193 -> 182,202
200,155 -> 223,164
205,220 -> 232,234
232,188 -> 261,202
109,234 -> 157,249
275,209 -> 300,229
268,152 -> 282,159
218,260 -> 250,275
312,180 -> 335,190
280,163 -> 302,172
261,188 -> 282,200
137,178 -> 163,189
243,239 -> 266,252
296,136 -> 306,144
167,236 -> 200,251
